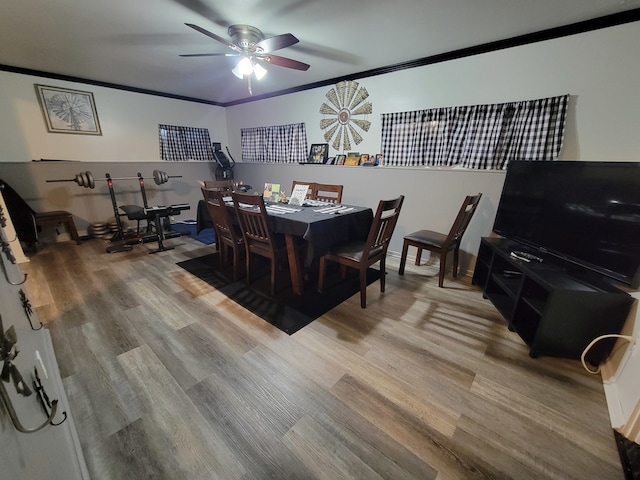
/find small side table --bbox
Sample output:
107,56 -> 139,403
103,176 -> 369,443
34,211 -> 81,245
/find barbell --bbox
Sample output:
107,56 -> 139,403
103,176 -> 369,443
47,170 -> 181,189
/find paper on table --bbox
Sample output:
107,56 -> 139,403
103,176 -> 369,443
314,206 -> 354,214
263,183 -> 281,202
289,184 -> 309,206
266,205 -> 301,214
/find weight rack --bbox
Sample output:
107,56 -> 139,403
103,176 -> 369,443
47,170 -> 189,253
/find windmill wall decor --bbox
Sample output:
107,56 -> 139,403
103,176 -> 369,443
320,80 -> 372,151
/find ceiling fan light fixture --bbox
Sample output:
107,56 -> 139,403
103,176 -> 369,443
183,23 -> 308,94
253,61 -> 267,80
231,63 -> 244,79
237,57 -> 253,76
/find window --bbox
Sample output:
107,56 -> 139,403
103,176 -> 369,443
241,122 -> 307,163
159,124 -> 213,161
380,95 -> 569,169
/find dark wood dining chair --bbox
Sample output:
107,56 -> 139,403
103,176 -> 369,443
291,181 -> 317,199
318,195 -> 404,308
201,188 -> 244,281
399,193 -> 482,287
314,183 -> 343,203
231,192 -> 288,295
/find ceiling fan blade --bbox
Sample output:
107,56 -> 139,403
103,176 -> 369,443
185,23 -> 240,53
172,0 -> 229,28
256,33 -> 299,53
179,53 -> 236,57
258,54 -> 310,71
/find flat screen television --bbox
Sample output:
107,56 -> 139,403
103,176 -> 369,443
493,160 -> 640,288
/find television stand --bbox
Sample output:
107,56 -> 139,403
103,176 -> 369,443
473,237 -> 634,366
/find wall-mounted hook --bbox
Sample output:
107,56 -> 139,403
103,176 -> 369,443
0,376 -> 58,433
32,367 -> 66,426
1,323 -> 32,397
0,249 -> 26,285
19,290 -> 42,330
1,239 -> 17,263
0,206 -> 17,242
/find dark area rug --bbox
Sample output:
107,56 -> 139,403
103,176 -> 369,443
176,253 -> 381,335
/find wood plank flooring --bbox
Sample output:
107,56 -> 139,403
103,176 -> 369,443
22,237 -> 624,479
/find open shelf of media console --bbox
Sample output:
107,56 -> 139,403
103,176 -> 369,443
473,237 -> 634,366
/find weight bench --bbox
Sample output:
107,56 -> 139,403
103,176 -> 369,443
143,204 -> 190,253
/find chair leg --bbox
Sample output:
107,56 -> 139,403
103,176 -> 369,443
398,240 -> 409,275
380,256 -> 386,293
67,218 -> 81,245
339,265 -> 348,278
318,257 -> 326,293
245,252 -> 252,287
232,247 -> 240,281
359,267 -> 367,308
415,248 -> 423,266
270,258 -> 277,296
218,243 -> 227,266
453,247 -> 460,278
438,252 -> 446,288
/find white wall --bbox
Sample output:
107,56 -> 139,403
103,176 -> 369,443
0,71 -> 229,162
225,21 -> 640,163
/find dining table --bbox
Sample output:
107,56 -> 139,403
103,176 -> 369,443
197,197 -> 373,295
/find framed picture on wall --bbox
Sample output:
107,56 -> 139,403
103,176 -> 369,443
35,84 -> 102,135
308,143 -> 328,163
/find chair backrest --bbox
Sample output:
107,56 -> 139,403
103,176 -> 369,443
231,192 -> 278,257
204,180 -> 234,191
201,188 -> 241,245
445,193 -> 483,245
291,181 -> 317,199
315,183 -> 343,203
363,195 -> 405,259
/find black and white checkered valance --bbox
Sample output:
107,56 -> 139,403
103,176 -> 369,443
380,95 -> 569,169
241,123 -> 307,163
159,124 -> 214,161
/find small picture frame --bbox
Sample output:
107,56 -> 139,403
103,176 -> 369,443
325,156 -> 335,165
360,154 -> 369,164
308,143 -> 329,163
35,84 -> 102,135
375,154 -> 383,165
336,154 -> 346,165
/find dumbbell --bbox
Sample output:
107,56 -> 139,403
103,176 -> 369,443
47,170 -> 180,189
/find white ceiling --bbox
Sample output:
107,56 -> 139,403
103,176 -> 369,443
2,0 -> 640,105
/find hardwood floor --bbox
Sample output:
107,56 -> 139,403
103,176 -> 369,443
22,237 -> 624,479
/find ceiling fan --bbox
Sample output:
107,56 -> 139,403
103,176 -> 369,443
181,23 -> 310,95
